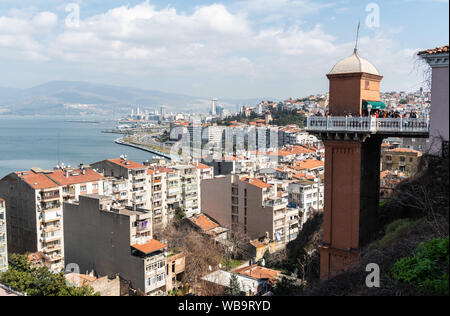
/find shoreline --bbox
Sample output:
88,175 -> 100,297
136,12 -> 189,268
114,138 -> 179,161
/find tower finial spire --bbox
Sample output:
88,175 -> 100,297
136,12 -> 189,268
354,20 -> 360,54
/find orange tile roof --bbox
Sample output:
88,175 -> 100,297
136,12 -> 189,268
241,177 -> 272,189
234,265 -> 280,282
418,45 -> 449,55
196,163 -> 211,170
388,148 -> 422,154
47,169 -> 105,186
131,239 -> 167,254
287,145 -> 315,155
151,166 -> 173,174
21,172 -> 59,190
189,214 -> 219,232
108,158 -> 146,170
65,273 -> 98,286
295,159 -> 324,170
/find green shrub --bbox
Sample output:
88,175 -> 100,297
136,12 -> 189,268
375,219 -> 421,248
391,237 -> 449,295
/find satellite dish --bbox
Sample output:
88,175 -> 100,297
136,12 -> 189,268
261,259 -> 265,267
209,265 -> 212,271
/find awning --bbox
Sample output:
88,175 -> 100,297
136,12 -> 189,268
363,100 -> 386,110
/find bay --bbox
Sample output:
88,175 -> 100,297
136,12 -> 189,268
0,116 -> 157,178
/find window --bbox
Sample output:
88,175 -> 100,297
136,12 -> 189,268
386,155 -> 392,161
80,186 -> 87,191
400,156 -> 406,162
232,206 -> 239,214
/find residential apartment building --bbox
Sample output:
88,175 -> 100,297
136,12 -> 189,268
0,198 -> 7,273
173,164 -> 201,217
0,169 -> 64,272
64,194 -> 180,296
0,167 -> 107,272
147,166 -> 178,232
91,158 -> 151,209
47,167 -> 105,202
382,148 -> 423,175
201,175 -> 299,250
288,180 -> 324,226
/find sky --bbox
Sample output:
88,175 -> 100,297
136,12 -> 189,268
0,0 -> 448,99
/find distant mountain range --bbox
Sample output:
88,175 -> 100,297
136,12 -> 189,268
0,81 -> 264,116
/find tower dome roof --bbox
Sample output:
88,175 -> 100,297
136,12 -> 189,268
329,50 -> 380,76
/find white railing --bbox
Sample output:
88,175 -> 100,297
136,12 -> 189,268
306,116 -> 429,133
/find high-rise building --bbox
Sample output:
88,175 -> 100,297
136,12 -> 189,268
211,98 -> 218,115
160,106 -> 167,118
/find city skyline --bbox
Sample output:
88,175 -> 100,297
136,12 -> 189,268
0,0 -> 448,100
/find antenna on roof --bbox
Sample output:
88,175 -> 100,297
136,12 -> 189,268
354,20 -> 361,54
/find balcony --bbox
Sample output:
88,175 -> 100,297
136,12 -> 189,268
306,117 -> 429,137
42,232 -> 61,243
264,198 -> 288,208
133,173 -> 147,181
41,210 -> 61,223
44,244 -> 62,252
40,193 -> 60,202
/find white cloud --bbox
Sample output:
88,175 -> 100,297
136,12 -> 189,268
0,0 -> 426,98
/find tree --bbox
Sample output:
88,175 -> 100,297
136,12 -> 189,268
272,276 -> 303,296
225,274 -> 241,296
174,207 -> 186,221
0,254 -> 99,296
158,223 -> 224,296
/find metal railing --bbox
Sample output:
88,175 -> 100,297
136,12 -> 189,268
306,116 -> 430,133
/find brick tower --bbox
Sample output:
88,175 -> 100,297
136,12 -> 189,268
320,49 -> 384,280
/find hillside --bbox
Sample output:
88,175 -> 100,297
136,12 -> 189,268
0,81 -> 262,116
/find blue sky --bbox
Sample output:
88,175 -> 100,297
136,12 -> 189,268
0,0 -> 448,99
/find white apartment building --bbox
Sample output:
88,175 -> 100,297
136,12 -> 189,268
173,164 -> 201,218
0,198 -> 7,273
91,158 -> 151,210
288,180 -> 324,226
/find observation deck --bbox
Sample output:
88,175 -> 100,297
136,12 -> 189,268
306,116 -> 430,139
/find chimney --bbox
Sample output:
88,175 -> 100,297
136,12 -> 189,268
65,170 -> 69,178
82,169 -> 86,175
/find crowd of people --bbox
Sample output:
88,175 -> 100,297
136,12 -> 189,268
313,109 -> 424,119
